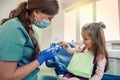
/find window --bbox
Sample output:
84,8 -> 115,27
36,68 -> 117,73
64,0 -> 120,42
64,9 -> 76,42
78,2 -> 93,41
96,0 -> 120,41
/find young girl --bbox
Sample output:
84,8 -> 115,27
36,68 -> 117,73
58,22 -> 109,80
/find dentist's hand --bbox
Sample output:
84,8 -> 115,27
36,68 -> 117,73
37,43 -> 61,65
50,43 -> 61,53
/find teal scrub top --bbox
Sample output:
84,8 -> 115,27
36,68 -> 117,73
0,18 -> 40,80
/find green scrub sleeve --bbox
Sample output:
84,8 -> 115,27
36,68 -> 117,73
0,21 -> 26,61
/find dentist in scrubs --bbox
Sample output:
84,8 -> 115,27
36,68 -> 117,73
0,0 -> 59,80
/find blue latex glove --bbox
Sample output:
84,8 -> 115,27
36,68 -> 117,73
37,43 -> 61,65
50,43 -> 61,53
50,43 -> 56,48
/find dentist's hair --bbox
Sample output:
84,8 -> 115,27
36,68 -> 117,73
81,22 -> 109,72
0,0 -> 59,60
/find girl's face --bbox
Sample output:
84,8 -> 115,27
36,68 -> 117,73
81,32 -> 93,51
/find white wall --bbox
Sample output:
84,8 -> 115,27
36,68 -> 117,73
63,0 -> 120,42
64,9 -> 76,42
0,0 -> 25,20
38,25 -> 52,50
51,5 -> 65,41
96,0 -> 120,40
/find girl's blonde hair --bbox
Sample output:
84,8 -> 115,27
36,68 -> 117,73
82,22 -> 109,72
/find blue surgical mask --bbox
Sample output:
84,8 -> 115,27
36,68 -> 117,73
34,19 -> 51,28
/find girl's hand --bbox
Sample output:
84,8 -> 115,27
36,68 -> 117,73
61,77 -> 80,80
68,77 -> 80,80
61,77 -> 68,80
57,41 -> 69,48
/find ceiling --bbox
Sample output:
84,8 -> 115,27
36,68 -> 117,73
58,0 -> 93,9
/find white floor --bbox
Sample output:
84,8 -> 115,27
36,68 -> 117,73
38,63 -> 56,76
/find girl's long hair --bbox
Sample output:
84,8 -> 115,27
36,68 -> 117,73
82,22 -> 109,72
0,0 -> 59,60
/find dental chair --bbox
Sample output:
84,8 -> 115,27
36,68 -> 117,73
45,42 -> 75,79
44,43 -> 120,80
102,74 -> 120,80
38,75 -> 57,80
